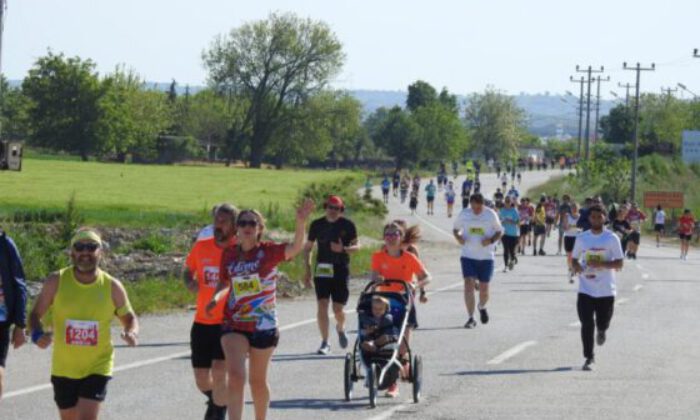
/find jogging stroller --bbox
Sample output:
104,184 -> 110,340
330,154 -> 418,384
343,280 -> 423,408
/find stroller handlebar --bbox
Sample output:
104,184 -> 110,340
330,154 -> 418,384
362,279 -> 414,296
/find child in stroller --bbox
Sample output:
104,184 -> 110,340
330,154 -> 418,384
360,296 -> 398,355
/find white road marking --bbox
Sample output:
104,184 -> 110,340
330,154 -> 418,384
569,321 -> 581,327
4,383 -> 53,399
616,298 -> 630,306
366,399 -> 414,420
634,284 -> 644,292
642,273 -> 650,280
487,341 -> 537,365
414,213 -> 456,240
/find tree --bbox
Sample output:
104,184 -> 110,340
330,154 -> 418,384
372,106 -> 420,169
181,89 -> 240,161
412,102 -> 468,163
464,88 -> 526,162
0,75 -> 30,140
438,87 -> 459,116
406,80 -> 437,112
203,12 -> 345,168
599,104 -> 634,144
638,93 -> 688,155
22,51 -> 105,160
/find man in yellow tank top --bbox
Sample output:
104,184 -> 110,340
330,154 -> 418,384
29,228 -> 139,420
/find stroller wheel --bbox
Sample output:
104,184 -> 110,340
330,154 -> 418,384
412,355 -> 423,403
344,353 -> 354,402
368,363 -> 378,408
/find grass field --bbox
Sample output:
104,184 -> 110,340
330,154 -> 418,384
0,158 -> 363,226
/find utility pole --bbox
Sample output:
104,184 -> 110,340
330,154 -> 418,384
569,76 -> 585,158
623,61 -> 655,202
593,75 -> 610,144
576,65 -> 604,160
0,0 -> 5,140
618,82 -> 634,106
694,48 -> 699,58
660,86 -> 678,98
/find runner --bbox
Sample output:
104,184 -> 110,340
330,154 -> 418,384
206,199 -> 314,420
473,179 -> 481,194
563,203 -> 581,283
412,174 -> 421,193
29,228 -> 139,419
363,177 -> 373,200
571,205 -> 624,371
533,198 -> 547,256
445,181 -> 457,218
516,172 -> 522,185
612,206 -> 634,258
425,179 -> 437,215
493,188 -> 504,207
381,177 -> 391,204
452,193 -> 504,328
544,196 -> 557,238
371,221 -> 431,397
303,195 -> 360,355
557,195 -> 573,255
0,230 -> 28,398
653,204 -> 666,247
183,204 -> 237,420
499,196 -> 520,272
624,203 -> 646,259
507,185 -> 519,201
518,198 -> 533,255
678,209 -> 695,260
399,175 -> 410,204
409,189 -> 419,215
452,161 -> 459,179
461,177 -> 473,209
392,170 -> 401,198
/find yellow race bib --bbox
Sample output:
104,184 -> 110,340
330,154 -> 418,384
232,275 -> 262,298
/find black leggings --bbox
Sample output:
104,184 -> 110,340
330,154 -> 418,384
501,235 -> 518,266
577,293 -> 615,360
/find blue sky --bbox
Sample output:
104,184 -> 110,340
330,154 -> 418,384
5,0 -> 700,98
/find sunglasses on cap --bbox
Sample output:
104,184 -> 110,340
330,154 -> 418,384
326,205 -> 342,211
236,219 -> 259,228
73,242 -> 100,252
384,231 -> 401,238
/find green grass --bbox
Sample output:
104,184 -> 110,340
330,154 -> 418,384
0,158 -> 363,227
123,277 -> 194,315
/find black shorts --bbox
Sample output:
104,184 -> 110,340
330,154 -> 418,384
628,231 -> 641,245
427,197 -> 435,203
51,374 -> 111,409
564,236 -> 577,253
520,225 -> 531,236
223,329 -> 279,350
679,233 -> 692,241
534,225 -> 546,236
0,322 -> 10,367
313,264 -> 350,304
545,216 -> 555,225
654,224 -> 665,232
190,322 -> 225,368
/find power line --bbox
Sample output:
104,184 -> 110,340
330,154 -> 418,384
623,61 -> 655,202
618,82 -> 634,106
576,65 -> 604,160
569,76 -> 585,158
660,86 -> 678,98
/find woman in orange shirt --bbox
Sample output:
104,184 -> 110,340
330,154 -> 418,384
370,221 -> 430,398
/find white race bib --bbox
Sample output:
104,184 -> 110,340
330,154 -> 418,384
315,263 -> 334,279
232,274 -> 262,298
65,320 -> 99,346
203,266 -> 220,288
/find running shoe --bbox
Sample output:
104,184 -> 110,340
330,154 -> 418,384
338,329 -> 349,349
508,261 -> 514,271
464,318 -> 477,329
385,383 -> 399,398
479,307 -> 489,324
539,249 -> 546,256
596,330 -> 606,346
582,358 -> 594,371
317,341 -> 331,355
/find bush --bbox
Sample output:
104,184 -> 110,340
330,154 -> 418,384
131,233 -> 174,254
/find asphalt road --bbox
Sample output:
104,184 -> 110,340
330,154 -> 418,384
2,168 -> 699,419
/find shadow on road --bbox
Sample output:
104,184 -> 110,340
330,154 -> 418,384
114,341 -> 189,348
509,289 -> 570,293
266,398 -> 369,411
272,353 -> 345,363
417,326 -> 465,332
447,367 -> 573,376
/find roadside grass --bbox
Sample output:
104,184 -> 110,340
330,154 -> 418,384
123,276 -> 193,315
0,158 -> 362,227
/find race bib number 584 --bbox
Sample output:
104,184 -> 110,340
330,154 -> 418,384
233,275 -> 262,298
65,320 -> 98,346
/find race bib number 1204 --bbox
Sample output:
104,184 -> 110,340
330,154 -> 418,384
65,320 -> 98,346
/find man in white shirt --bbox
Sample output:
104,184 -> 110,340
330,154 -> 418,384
452,193 -> 503,329
571,205 -> 624,371
653,205 -> 666,247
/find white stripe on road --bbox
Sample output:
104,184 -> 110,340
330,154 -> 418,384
642,273 -> 650,280
4,383 -> 53,399
634,284 -> 644,292
569,321 -> 581,328
486,341 -> 537,365
414,213 -> 456,240
366,399 -> 415,420
616,298 -> 630,306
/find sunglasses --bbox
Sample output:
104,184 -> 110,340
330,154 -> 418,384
326,205 -> 341,211
237,219 -> 259,228
384,231 -> 401,238
73,242 -> 100,252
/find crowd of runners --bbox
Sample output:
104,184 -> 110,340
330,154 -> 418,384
0,158 -> 697,419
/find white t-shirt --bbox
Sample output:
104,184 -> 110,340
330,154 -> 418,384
196,224 -> 214,242
453,207 -> 503,260
571,229 -> 624,298
564,214 -> 581,237
654,210 -> 666,225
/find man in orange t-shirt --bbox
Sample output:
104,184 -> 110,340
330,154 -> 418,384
678,209 -> 695,260
183,203 -> 237,420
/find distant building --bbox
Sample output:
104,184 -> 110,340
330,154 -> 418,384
0,141 -> 23,171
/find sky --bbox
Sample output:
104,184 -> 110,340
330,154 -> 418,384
4,0 -> 700,99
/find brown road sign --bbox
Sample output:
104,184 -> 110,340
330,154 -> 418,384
643,191 -> 684,209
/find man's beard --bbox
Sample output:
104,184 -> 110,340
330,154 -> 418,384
74,256 -> 98,273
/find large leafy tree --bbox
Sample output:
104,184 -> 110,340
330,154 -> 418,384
464,88 -> 526,162
0,75 -> 30,140
372,106 -> 420,169
203,12 -> 345,168
181,89 -> 241,161
599,104 -> 634,144
22,51 -> 105,160
412,102 -> 468,163
406,80 -> 437,112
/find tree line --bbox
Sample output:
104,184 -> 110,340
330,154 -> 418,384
0,12 -> 534,168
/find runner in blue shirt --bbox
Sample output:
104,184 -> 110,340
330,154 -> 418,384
498,197 -> 520,271
425,180 -> 437,215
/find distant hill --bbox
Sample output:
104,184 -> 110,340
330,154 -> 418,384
7,79 -> 612,137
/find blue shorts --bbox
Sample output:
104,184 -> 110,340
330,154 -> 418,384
460,257 -> 494,283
